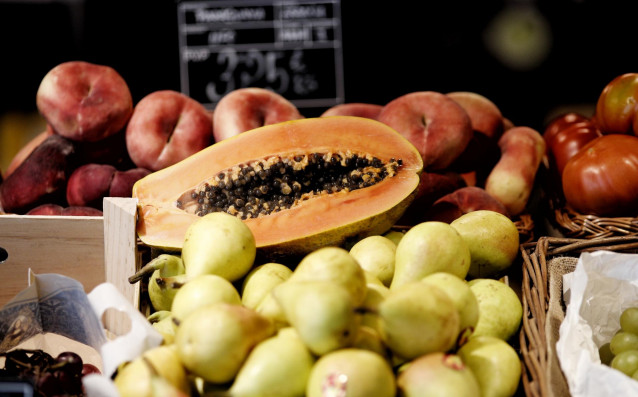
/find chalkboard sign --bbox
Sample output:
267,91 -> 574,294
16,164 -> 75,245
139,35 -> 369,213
177,0 -> 344,111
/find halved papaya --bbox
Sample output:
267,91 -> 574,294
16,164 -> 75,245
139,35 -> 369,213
133,116 -> 423,257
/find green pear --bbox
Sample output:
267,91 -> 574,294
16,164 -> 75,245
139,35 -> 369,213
306,348 -> 396,397
147,310 -> 177,345
241,262 -> 292,310
457,335 -> 522,397
396,352 -> 481,397
129,254 -> 184,312
349,235 -> 396,287
171,274 -> 241,323
379,281 -> 460,360
181,212 -> 256,281
175,302 -> 274,384
391,221 -> 471,290
114,344 -> 191,397
469,278 -> 522,341
450,210 -> 520,278
229,327 -> 316,397
288,246 -> 367,305
421,272 -> 480,337
272,280 -> 359,356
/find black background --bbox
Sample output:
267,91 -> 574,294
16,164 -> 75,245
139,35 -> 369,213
0,0 -> 636,132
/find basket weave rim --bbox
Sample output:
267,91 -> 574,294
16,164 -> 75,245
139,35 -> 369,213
519,235 -> 638,397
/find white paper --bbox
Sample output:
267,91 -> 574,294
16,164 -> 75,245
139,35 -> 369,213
84,282 -> 163,397
557,250 -> 638,396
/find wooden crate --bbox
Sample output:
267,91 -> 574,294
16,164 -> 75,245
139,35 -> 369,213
0,212 -> 104,308
0,198 -> 143,311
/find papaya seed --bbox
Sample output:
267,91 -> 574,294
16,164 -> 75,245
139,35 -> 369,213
176,152 -> 403,220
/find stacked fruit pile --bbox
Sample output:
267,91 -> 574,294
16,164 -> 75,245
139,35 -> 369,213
544,73 -> 638,218
119,209 -> 524,397
0,59 -> 547,224
0,61 -> 215,215
601,307 -> 638,378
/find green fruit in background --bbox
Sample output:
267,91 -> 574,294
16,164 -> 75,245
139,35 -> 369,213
610,331 -> 638,355
421,272 -> 480,337
171,274 -> 241,323
288,246 -> 367,305
175,303 -> 274,384
229,327 -> 316,397
391,221 -> 471,290
457,335 -> 521,397
306,348 -> 396,397
114,344 -> 191,397
612,350 -> 638,377
379,281 -> 460,360
450,210 -> 520,278
349,235 -> 397,287
469,278 -> 522,341
620,307 -> 638,334
272,280 -> 359,356
396,352 -> 481,397
241,262 -> 292,310
181,211 -> 256,281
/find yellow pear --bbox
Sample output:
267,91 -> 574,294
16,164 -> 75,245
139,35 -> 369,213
171,274 -> 241,323
147,310 -> 177,345
181,212 -> 256,281
175,303 -> 274,384
360,280 -> 390,333
229,327 -> 316,397
379,281 -> 460,360
288,246 -> 367,305
421,272 -> 480,337
306,348 -> 396,397
129,254 -> 184,312
241,262 -> 292,310
469,278 -> 522,341
114,344 -> 191,397
457,335 -> 522,397
349,235 -> 397,287
396,352 -> 480,397
254,290 -> 289,330
391,221 -> 471,290
272,280 -> 359,356
450,210 -> 520,278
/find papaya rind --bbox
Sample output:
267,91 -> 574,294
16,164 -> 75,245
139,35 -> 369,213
133,116 -> 423,257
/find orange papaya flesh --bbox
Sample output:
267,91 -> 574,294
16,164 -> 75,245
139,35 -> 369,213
133,116 -> 423,257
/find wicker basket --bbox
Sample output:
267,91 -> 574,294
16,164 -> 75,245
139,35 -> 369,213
519,235 -> 638,397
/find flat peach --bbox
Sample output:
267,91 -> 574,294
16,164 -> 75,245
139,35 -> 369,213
36,61 -> 133,142
321,103 -> 383,120
213,87 -> 304,141
378,91 -> 473,171
126,90 -> 214,171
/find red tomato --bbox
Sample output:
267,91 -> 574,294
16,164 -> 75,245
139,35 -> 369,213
562,134 -> 638,216
543,112 -> 589,146
594,73 -> 638,135
544,118 -> 601,176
